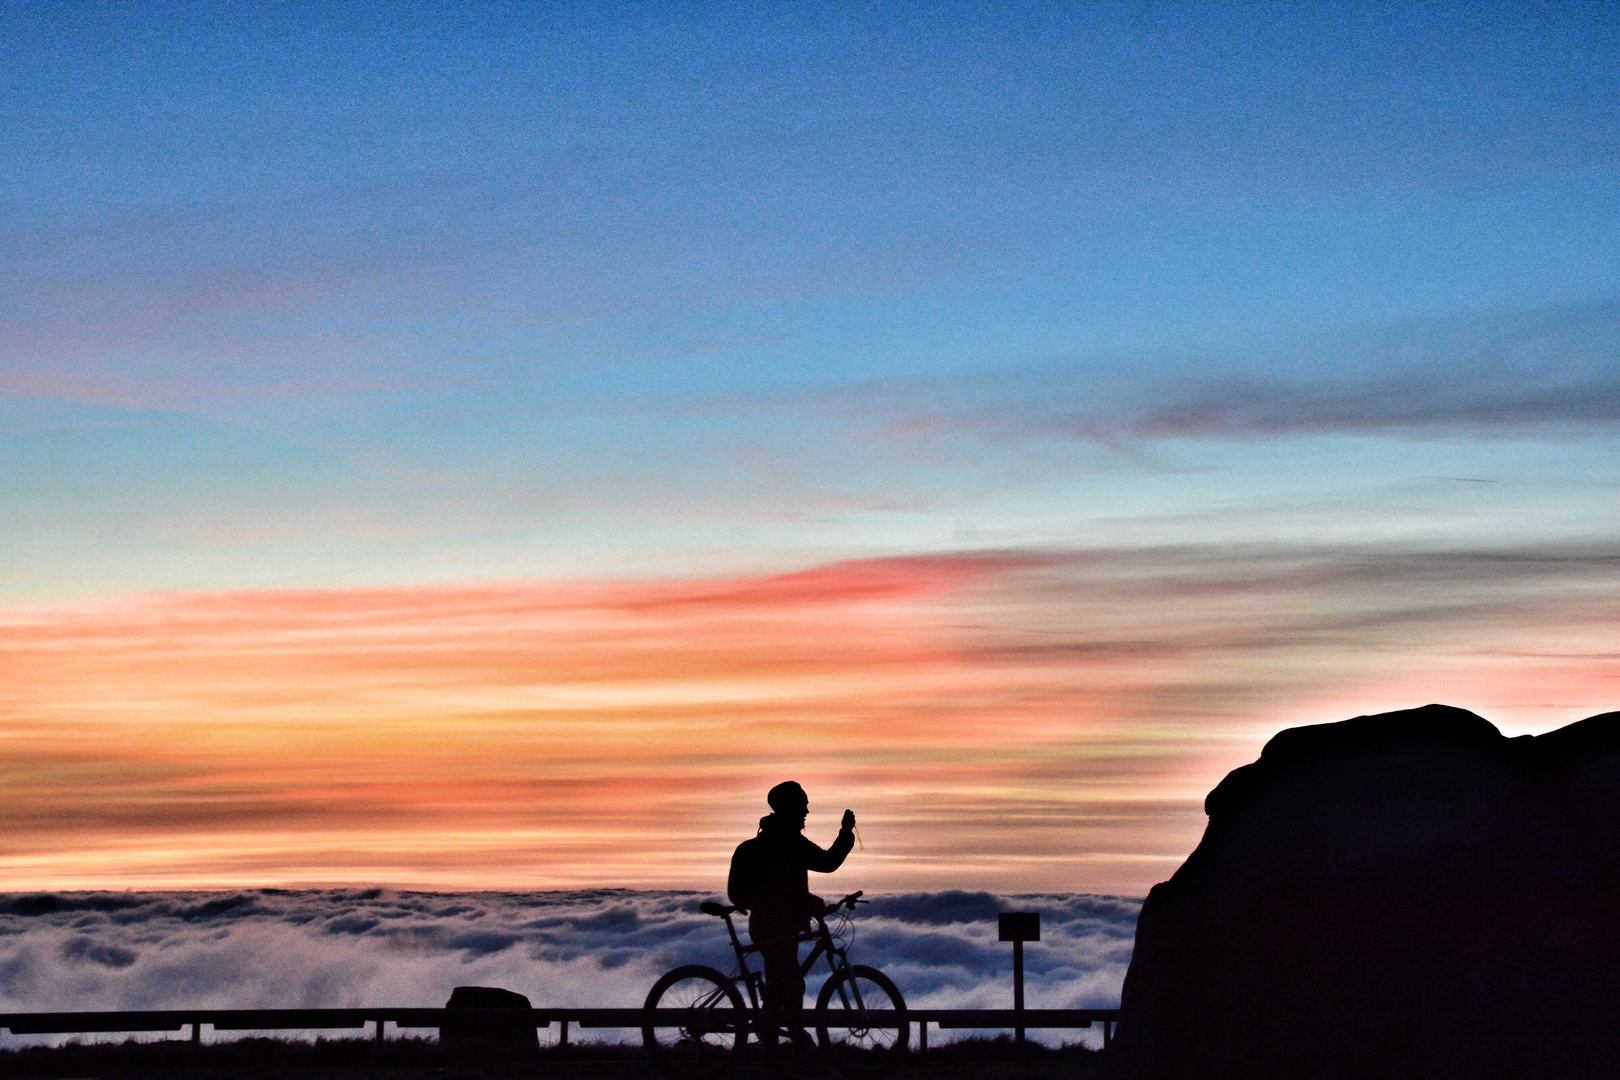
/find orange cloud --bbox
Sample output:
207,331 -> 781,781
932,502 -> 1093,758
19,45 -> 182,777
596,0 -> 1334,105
2,546 -> 1617,894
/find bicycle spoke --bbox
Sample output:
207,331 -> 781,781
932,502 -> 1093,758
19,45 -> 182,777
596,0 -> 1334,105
816,964 -> 907,1078
643,966 -> 747,1080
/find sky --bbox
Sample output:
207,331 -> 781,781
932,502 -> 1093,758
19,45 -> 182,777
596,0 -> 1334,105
2,1 -> 1618,894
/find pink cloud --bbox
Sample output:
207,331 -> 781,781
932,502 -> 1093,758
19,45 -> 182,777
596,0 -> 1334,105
2,546 -> 1616,894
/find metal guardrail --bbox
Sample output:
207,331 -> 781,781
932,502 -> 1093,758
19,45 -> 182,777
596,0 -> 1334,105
912,1009 -> 1119,1051
0,1006 -> 1121,1052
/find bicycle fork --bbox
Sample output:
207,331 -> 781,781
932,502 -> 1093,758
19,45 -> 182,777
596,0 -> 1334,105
830,978 -> 873,1035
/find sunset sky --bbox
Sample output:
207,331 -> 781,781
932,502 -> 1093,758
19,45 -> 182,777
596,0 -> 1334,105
3,2 -> 1618,894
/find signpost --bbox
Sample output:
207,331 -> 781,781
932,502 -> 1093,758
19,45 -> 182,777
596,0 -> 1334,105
998,912 -> 1040,1048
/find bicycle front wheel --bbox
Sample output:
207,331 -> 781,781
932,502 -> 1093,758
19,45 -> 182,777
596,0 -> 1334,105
643,964 -> 748,1079
815,964 -> 908,1077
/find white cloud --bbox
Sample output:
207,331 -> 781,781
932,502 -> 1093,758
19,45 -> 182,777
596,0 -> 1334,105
0,889 -> 1138,1049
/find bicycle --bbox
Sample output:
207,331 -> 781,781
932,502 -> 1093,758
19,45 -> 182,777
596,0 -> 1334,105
642,890 -> 908,1078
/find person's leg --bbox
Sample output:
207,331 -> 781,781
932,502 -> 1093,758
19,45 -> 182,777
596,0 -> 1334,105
758,938 -> 801,1052
774,947 -> 812,1050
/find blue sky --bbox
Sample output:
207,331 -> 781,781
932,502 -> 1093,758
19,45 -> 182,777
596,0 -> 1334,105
5,1 -> 1617,599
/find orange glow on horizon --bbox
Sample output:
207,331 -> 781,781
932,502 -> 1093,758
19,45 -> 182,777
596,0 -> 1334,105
2,547 -> 1617,894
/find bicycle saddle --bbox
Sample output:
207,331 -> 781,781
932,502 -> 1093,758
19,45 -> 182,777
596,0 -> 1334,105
700,900 -> 737,917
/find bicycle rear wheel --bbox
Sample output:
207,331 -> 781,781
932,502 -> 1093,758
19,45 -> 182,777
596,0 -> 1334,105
643,965 -> 748,1079
815,964 -> 907,1078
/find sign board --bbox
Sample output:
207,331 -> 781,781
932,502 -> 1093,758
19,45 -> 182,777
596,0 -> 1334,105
998,912 -> 1040,942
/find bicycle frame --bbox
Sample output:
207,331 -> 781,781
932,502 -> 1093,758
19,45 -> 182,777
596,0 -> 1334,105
712,898 -> 865,1016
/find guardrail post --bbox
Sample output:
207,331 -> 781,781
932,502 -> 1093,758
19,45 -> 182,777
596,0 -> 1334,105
191,1020 -> 201,1046
558,1018 -> 568,1050
375,1018 -> 386,1044
917,1019 -> 927,1056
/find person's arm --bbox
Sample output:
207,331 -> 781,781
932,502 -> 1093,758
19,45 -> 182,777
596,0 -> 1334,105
799,810 -> 856,873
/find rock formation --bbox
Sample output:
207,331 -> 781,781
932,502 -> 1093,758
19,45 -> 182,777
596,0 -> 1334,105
1116,704 -> 1620,1080
439,985 -> 540,1057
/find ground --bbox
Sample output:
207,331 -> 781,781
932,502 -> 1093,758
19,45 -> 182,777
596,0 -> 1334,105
0,1036 -> 1115,1079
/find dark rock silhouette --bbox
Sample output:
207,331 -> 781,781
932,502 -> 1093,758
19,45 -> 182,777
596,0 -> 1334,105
1116,704 -> 1620,1080
439,985 -> 540,1057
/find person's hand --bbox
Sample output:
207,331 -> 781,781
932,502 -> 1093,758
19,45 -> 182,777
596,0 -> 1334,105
842,809 -> 856,830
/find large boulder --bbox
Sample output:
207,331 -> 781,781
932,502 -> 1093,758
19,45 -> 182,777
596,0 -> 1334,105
1116,704 -> 1620,1080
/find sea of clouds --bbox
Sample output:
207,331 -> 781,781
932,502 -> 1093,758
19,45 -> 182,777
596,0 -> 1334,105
0,889 -> 1139,1048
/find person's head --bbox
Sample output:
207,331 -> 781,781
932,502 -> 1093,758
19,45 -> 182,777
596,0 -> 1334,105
767,780 -> 809,830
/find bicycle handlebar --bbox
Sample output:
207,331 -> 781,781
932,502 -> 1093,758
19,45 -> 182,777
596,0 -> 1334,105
700,891 -> 867,921
822,890 -> 866,916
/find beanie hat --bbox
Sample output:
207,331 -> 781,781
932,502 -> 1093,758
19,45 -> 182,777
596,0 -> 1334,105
767,780 -> 809,812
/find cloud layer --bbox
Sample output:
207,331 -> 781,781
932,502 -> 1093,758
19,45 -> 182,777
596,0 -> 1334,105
2,547 -> 1618,895
0,889 -> 1138,1049
812,302 -> 1620,445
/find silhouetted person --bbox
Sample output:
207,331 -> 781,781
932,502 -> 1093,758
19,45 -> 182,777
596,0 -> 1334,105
728,781 -> 855,1053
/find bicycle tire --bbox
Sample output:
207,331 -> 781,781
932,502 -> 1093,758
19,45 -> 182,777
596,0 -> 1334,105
643,964 -> 749,1079
815,964 -> 908,1078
